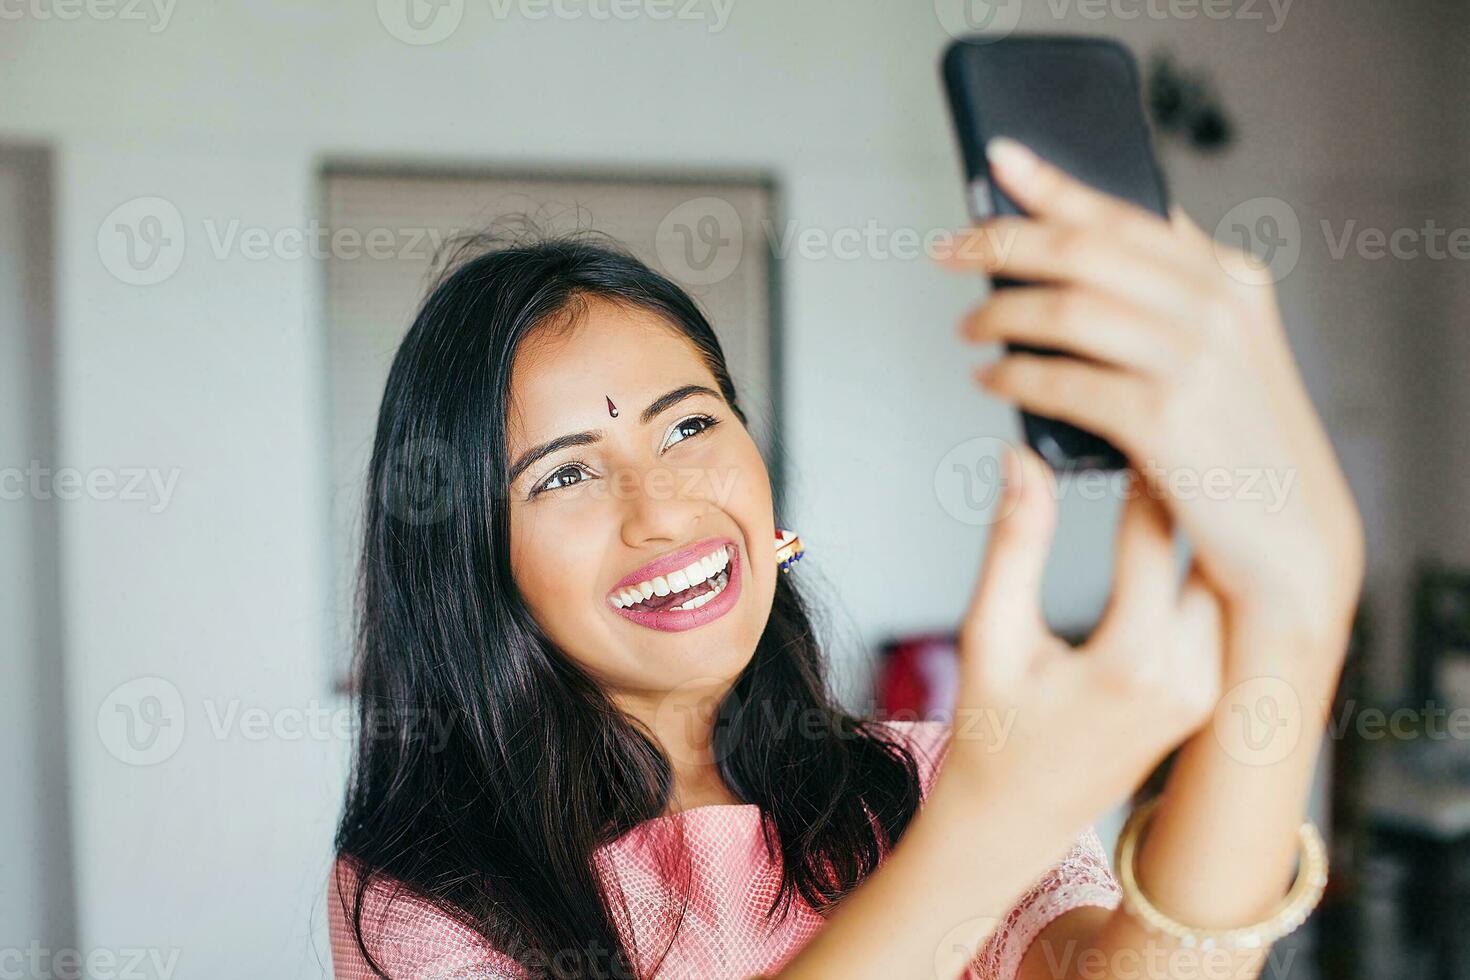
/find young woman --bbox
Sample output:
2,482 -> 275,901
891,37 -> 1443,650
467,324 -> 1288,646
328,137 -> 1364,980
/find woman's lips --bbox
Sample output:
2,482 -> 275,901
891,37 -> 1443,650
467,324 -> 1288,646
607,535 -> 734,596
608,544 -> 742,633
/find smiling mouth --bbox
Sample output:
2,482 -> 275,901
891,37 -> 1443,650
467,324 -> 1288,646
608,543 -> 733,613
629,565 -> 730,613
606,542 -> 742,631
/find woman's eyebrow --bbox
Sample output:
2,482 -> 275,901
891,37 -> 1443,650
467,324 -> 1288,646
508,383 -> 721,485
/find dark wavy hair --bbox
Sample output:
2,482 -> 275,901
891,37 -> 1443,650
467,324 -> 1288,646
333,229 -> 924,978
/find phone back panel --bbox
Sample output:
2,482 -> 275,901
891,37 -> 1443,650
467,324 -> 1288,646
943,35 -> 1169,224
942,35 -> 1170,471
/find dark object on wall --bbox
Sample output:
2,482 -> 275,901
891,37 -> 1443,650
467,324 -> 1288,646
1146,51 -> 1234,153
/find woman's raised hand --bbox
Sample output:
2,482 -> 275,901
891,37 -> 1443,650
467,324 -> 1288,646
769,445 -> 1224,980
939,137 -> 1364,681
940,443 -> 1224,828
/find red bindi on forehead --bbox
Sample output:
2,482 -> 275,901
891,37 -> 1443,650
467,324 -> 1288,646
606,396 -> 619,418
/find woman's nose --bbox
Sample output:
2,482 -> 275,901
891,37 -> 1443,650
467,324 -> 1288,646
616,465 -> 713,547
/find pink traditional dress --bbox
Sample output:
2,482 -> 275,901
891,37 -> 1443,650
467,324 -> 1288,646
328,719 -> 1122,979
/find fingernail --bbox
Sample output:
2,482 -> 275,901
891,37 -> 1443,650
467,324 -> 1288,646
986,136 -> 1036,179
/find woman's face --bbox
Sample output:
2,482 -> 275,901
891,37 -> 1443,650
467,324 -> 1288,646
506,295 -> 777,711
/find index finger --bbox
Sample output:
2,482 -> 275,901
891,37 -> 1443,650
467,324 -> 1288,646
986,136 -> 1179,254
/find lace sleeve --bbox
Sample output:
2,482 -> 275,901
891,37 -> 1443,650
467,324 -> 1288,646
328,856 -> 526,980
967,825 -> 1123,980
877,720 -> 1123,980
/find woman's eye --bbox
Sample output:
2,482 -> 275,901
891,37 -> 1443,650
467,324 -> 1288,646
534,463 -> 590,496
665,413 -> 721,450
531,415 -> 721,499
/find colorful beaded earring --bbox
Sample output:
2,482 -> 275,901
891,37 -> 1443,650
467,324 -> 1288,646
774,527 -> 804,573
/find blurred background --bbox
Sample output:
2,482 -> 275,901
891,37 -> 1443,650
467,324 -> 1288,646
4,0 -> 1469,976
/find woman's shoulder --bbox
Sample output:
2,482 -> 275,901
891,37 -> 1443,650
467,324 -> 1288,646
868,719 -> 1124,976
870,716 -> 951,751
327,854 -> 523,980
867,717 -> 954,796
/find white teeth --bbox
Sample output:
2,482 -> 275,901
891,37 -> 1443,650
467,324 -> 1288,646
608,544 -> 734,610
669,567 -> 729,611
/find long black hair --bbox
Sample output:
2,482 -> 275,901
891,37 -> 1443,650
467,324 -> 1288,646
334,229 -> 924,978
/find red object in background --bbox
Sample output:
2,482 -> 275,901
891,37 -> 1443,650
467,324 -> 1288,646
875,632 -> 960,720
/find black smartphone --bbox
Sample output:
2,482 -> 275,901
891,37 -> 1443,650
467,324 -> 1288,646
941,34 -> 1171,473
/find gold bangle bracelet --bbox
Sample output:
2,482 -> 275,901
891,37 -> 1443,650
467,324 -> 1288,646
1113,798 -> 1329,951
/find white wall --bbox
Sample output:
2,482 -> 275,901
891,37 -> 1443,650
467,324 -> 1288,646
0,1 -> 1452,974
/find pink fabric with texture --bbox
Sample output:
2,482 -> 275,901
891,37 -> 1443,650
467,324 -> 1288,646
327,719 -> 1122,979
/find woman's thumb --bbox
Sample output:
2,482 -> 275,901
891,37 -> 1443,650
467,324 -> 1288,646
960,443 -> 1057,658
